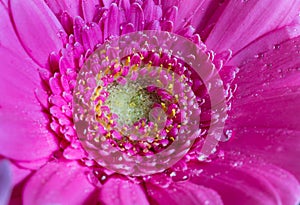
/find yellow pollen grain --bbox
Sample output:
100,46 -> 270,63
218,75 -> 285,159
142,120 -> 146,127
161,102 -> 166,110
97,72 -> 102,80
95,103 -> 101,112
107,113 -> 112,119
171,109 -> 176,117
104,67 -> 111,75
167,125 -> 174,130
108,120 -> 114,125
156,79 -> 163,87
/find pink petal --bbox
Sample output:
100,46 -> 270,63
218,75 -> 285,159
1,0 -> 8,7
206,0 -> 300,53
81,23 -> 102,50
104,3 -> 121,38
102,0 -> 114,8
160,0 -> 179,12
142,0 -> 162,24
0,74 -> 58,161
0,160 -> 12,205
44,0 -> 81,17
224,35 -> 300,179
223,127 -> 300,182
9,0 -> 66,67
81,0 -> 99,22
192,0 -> 228,39
189,154 -> 300,205
23,161 -> 95,205
0,4 -> 59,162
99,177 -> 149,205
5,162 -> 32,205
128,3 -> 145,31
14,159 -> 50,170
174,0 -> 205,31
146,181 -> 223,205
229,23 -> 300,66
0,3 -> 29,58
256,164 -> 300,205
10,163 -> 31,187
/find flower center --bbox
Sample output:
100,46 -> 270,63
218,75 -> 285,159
90,57 -> 184,156
105,82 -> 159,126
73,31 -> 228,176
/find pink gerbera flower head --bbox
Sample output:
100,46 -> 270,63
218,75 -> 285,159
0,0 -> 300,205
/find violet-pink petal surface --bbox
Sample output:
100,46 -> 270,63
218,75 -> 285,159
44,0 -> 81,17
4,162 -> 31,205
0,160 -> 12,205
9,163 -> 31,187
0,3 -> 59,162
205,0 -> 300,54
224,34 -> 300,180
146,181 -> 223,205
99,177 -> 149,205
9,0 -> 66,67
228,22 -> 300,66
169,0 -> 205,32
0,0 -> 299,204
191,0 -> 228,39
189,154 -> 300,205
23,161 -> 95,205
81,0 -> 99,22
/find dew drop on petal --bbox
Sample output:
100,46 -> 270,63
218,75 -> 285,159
169,171 -> 190,182
273,44 -> 280,50
87,172 -> 99,186
230,161 -> 244,168
223,129 -> 233,141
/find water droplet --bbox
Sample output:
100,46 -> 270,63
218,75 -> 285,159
218,150 -> 225,159
190,168 -> 203,176
254,53 -> 264,59
273,44 -> 280,49
87,172 -> 99,186
223,129 -> 233,141
231,161 -> 243,167
99,175 -> 107,183
197,154 -> 212,162
266,63 -> 273,67
197,154 -> 207,161
170,171 -> 190,182
148,174 -> 172,188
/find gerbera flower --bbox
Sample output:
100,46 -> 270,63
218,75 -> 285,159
0,0 -> 300,204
